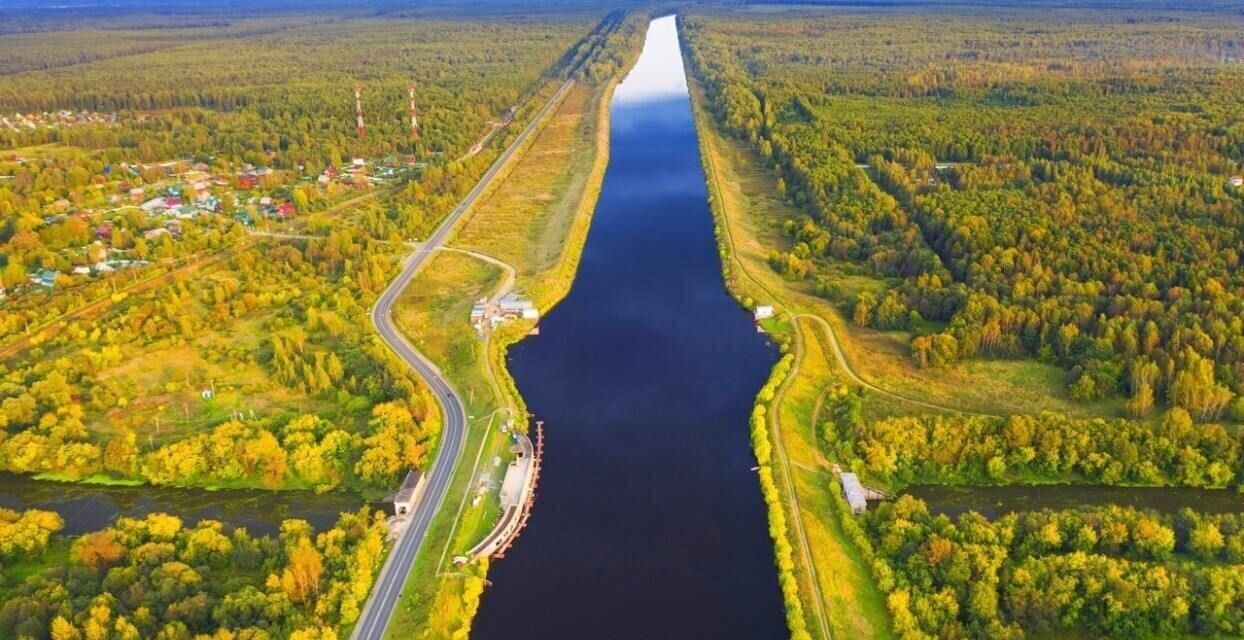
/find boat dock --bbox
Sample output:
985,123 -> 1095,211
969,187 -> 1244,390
465,421 -> 544,561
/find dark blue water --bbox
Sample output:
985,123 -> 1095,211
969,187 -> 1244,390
472,16 -> 787,640
0,472 -> 360,537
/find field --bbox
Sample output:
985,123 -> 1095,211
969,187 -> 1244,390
454,81 -> 608,309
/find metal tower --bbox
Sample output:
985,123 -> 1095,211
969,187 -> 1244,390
408,84 -> 420,140
354,86 -> 365,139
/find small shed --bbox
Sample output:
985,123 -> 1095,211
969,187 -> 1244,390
754,305 -> 775,321
839,472 -> 868,515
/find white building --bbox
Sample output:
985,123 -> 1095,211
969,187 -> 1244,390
839,472 -> 868,515
498,292 -> 538,320
754,305 -> 775,321
140,197 -> 169,212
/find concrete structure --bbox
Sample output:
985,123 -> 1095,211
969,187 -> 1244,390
754,305 -> 775,321
839,472 -> 868,515
380,470 -> 427,517
498,442 -> 533,508
465,423 -> 543,562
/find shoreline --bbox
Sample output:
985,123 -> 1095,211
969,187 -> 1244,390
380,13 -> 648,637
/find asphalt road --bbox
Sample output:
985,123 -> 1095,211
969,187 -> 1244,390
351,77 -> 575,640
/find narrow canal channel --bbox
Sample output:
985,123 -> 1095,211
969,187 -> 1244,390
0,472 -> 360,537
472,16 -> 787,639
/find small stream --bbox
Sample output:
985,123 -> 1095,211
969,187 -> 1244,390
907,483 -> 1244,520
0,472 -> 362,536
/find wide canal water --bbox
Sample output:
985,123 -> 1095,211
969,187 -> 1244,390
472,15 -> 788,640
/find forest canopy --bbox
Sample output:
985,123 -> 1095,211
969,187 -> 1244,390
683,6 -> 1244,422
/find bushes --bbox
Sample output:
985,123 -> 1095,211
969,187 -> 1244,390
746,354 -> 814,640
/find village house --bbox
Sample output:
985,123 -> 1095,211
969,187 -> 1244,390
498,292 -> 539,320
140,197 -> 169,213
30,269 -> 57,288
470,298 -> 488,331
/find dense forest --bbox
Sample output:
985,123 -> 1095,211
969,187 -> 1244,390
853,497 -> 1244,639
683,8 -> 1244,422
818,385 -> 1242,490
686,6 -> 1244,639
0,507 -> 385,639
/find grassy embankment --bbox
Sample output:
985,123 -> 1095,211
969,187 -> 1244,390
689,74 -> 895,640
384,62 -> 625,639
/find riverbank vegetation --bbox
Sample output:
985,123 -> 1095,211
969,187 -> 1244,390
0,507 -> 385,640
691,44 -> 895,640
684,3 -> 1244,639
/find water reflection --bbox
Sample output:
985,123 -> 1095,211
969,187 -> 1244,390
612,16 -> 688,105
471,15 -> 787,640
0,472 -> 362,536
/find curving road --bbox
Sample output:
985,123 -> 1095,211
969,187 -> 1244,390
351,77 -> 575,640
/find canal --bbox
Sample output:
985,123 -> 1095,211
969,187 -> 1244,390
0,472 -> 361,537
472,15 -> 788,640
